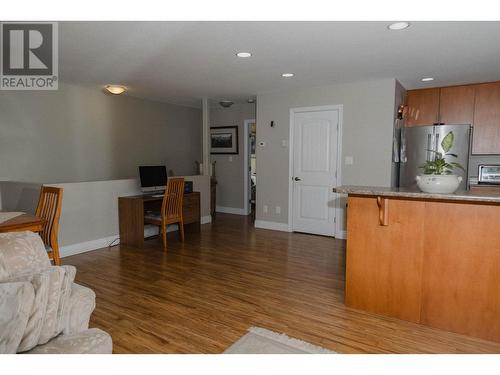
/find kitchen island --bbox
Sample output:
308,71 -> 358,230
334,185 -> 500,343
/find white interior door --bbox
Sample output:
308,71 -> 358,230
292,109 -> 339,236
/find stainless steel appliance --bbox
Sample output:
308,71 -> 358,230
399,124 -> 471,190
478,165 -> 500,185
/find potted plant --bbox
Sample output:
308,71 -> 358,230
416,131 -> 465,194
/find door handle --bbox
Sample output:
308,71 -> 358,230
294,177 -> 302,181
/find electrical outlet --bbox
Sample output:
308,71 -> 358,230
275,206 -> 281,214
228,156 -> 233,162
263,205 -> 268,213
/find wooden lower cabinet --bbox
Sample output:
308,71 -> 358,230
421,201 -> 500,342
346,197 -> 425,323
346,195 -> 500,342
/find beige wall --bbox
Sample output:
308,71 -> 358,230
210,103 -> 256,211
0,176 -> 211,257
256,78 -> 397,227
0,82 -> 202,183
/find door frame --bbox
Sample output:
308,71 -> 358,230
243,118 -> 256,215
288,105 -> 343,238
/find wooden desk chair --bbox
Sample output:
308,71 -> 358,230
35,186 -> 63,265
144,178 -> 185,250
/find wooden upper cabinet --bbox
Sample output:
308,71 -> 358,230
439,85 -> 475,125
472,82 -> 500,154
405,88 -> 440,126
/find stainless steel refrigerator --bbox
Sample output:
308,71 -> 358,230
399,124 -> 472,190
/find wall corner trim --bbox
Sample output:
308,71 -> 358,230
201,215 -> 212,224
254,220 -> 291,232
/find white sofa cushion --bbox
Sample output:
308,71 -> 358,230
0,232 -> 50,282
0,282 -> 35,353
16,272 -> 49,352
26,328 -> 112,354
37,266 -> 65,345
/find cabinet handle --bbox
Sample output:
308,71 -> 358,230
376,196 -> 389,226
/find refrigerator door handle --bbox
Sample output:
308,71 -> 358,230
427,134 -> 433,161
435,133 -> 440,155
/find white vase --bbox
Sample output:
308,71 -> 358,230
416,174 -> 463,194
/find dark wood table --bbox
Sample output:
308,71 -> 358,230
0,213 -> 44,233
118,192 -> 201,248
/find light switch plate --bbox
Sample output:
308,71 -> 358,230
228,156 -> 233,162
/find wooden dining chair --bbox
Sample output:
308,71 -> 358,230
144,178 -> 185,250
35,186 -> 63,265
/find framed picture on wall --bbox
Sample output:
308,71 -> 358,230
210,126 -> 239,154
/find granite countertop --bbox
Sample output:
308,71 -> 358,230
333,185 -> 500,203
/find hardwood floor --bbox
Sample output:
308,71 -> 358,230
66,214 -> 500,353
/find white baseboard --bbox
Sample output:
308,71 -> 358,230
201,215 -> 212,224
216,206 -> 247,215
254,220 -> 291,232
61,217 -> 212,258
335,230 -> 347,240
60,235 -> 119,258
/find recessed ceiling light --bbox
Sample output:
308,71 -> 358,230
388,22 -> 410,31
236,52 -> 252,58
421,77 -> 435,82
281,73 -> 294,78
104,85 -> 126,95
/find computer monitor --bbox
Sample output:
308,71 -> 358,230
139,165 -> 167,193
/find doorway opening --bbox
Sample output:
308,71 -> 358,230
244,119 -> 256,219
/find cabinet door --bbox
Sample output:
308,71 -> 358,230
472,82 -> 500,154
406,88 -> 440,127
345,196 -> 425,323
439,85 -> 475,125
421,201 -> 500,342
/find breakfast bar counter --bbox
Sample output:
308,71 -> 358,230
334,185 -> 500,343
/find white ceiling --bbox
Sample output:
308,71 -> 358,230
59,21 -> 500,107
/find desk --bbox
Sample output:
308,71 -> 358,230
118,192 -> 200,248
0,213 -> 44,233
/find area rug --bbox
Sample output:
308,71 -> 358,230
223,327 -> 335,354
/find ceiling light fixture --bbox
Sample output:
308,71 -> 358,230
421,77 -> 435,82
236,52 -> 252,58
388,22 -> 410,31
281,73 -> 294,78
219,100 -> 234,108
104,85 -> 126,95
